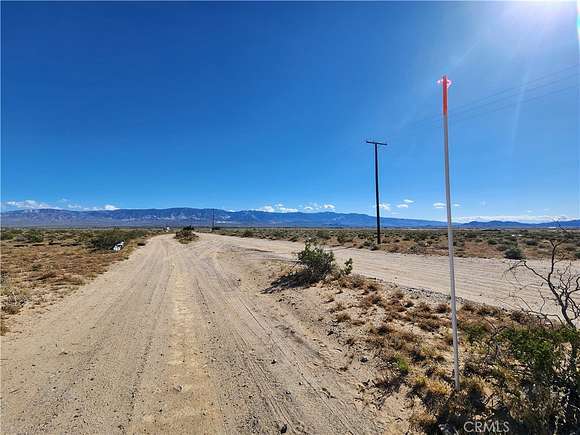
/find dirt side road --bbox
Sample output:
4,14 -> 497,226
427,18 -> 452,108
205,232 -> 577,313
1,235 -> 386,434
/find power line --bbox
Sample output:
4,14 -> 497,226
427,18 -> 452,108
449,84 -> 578,125
391,81 -> 577,136
448,72 -> 578,119
451,64 -> 579,113
401,64 -> 579,129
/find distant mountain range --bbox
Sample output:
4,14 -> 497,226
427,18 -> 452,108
1,208 -> 578,229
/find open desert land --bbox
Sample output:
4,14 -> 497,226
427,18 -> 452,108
1,229 -> 578,434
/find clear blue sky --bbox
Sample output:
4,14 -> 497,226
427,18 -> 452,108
2,1 -> 578,222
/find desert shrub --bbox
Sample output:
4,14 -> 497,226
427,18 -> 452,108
315,229 -> 331,240
89,230 -> 124,250
336,232 -> 353,244
342,258 -> 353,276
1,303 -> 21,315
1,229 -> 20,240
24,230 -> 43,243
88,229 -> 147,250
296,242 -> 335,283
242,229 -> 254,238
360,293 -> 384,308
329,301 -> 346,313
124,229 -> 147,239
524,239 -> 538,246
271,230 -> 285,239
418,321 -> 580,434
504,247 -> 524,260
175,226 -> 198,244
394,354 -> 410,375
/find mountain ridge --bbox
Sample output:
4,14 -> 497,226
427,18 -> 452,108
1,208 -> 578,229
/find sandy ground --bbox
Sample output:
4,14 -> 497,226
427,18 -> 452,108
1,234 -> 576,434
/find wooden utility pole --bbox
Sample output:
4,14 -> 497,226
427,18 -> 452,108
366,140 -> 387,245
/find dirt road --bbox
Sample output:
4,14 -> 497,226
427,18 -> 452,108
204,233 -> 574,313
1,235 -> 385,434
2,234 -> 574,434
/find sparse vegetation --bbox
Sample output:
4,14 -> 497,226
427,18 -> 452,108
175,226 -> 198,244
242,229 -> 254,238
87,229 -> 147,251
267,231 -> 580,434
216,227 -> 580,260
504,246 -> 524,259
0,228 -> 158,333
24,229 -> 44,243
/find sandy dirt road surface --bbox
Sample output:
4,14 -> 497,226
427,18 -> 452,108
2,235 -> 386,434
2,233 -> 576,434
204,233 -> 578,313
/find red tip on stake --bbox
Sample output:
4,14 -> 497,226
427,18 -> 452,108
438,75 -> 452,115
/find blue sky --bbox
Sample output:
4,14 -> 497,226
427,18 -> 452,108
2,1 -> 578,222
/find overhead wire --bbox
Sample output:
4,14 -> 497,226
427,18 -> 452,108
398,64 -> 579,130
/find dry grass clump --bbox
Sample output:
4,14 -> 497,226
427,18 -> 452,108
329,302 -> 346,313
360,292 -> 384,309
335,312 -> 351,323
333,273 -> 381,293
407,302 -> 449,332
1,273 -> 29,316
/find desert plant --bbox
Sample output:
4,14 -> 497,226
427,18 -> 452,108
88,230 -> 123,250
296,242 -> 335,283
241,229 -> 254,238
504,246 -> 524,259
87,229 -> 147,250
175,226 -> 198,244
315,229 -> 331,240
455,322 -> 579,434
342,258 -> 353,276
24,229 -> 43,243
336,232 -> 352,244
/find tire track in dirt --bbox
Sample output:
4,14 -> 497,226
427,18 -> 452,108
1,238 -> 173,434
2,235 -> 385,434
175,238 -> 382,434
